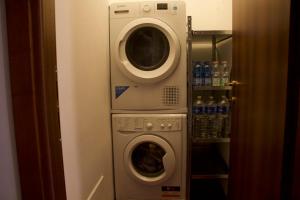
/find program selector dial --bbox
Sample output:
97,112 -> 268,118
143,5 -> 151,12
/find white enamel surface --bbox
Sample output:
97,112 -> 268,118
110,0 -> 187,111
112,114 -> 187,199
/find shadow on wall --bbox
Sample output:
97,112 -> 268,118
0,0 -> 21,199
55,0 -> 113,199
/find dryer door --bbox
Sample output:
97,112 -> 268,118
115,18 -> 180,84
124,135 -> 176,185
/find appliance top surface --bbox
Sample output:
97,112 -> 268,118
112,113 -> 186,118
110,0 -> 184,6
109,0 -> 185,19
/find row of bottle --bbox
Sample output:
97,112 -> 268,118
192,96 -> 230,138
193,61 -> 231,87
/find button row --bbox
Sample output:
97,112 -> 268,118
146,123 -> 173,130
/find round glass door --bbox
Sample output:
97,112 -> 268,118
124,135 -> 176,185
125,27 -> 170,71
115,18 -> 180,84
131,142 -> 166,177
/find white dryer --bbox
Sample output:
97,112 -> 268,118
112,114 -> 187,200
110,1 -> 187,112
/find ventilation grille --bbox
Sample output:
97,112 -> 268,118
162,86 -> 179,106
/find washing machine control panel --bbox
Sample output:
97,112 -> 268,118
140,2 -> 178,15
116,117 -> 182,132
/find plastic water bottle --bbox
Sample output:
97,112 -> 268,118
192,62 -> 197,86
220,61 -> 230,86
206,96 -> 217,138
211,61 -> 221,87
203,62 -> 212,86
192,96 -> 207,138
217,96 -> 230,137
193,62 -> 203,86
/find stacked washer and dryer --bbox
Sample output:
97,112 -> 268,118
110,1 -> 187,199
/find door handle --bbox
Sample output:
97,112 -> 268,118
229,97 -> 237,102
229,80 -> 242,86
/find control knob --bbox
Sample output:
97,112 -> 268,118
143,5 -> 151,12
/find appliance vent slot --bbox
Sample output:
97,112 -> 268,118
162,86 -> 179,106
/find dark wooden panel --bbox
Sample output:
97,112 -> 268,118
292,90 -> 300,200
287,0 -> 300,198
38,0 -> 67,198
5,2 -> 33,96
5,1 -> 45,199
229,0 -> 291,199
5,0 -> 66,199
12,94 -> 45,199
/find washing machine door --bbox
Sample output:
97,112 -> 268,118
124,135 -> 176,185
115,18 -> 181,84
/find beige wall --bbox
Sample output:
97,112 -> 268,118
55,0 -> 114,199
0,0 -> 21,199
186,0 -> 232,30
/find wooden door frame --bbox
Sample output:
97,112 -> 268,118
5,0 -> 66,199
281,0 -> 300,199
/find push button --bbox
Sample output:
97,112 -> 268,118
146,122 -> 153,129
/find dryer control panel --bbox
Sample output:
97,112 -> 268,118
110,1 -> 181,19
115,115 -> 183,132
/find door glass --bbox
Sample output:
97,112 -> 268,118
131,142 -> 166,177
125,27 -> 170,71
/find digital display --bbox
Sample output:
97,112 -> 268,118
157,3 -> 168,10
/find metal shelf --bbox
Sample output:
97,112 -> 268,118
192,30 -> 232,43
192,174 -> 229,180
191,146 -> 229,179
187,17 -> 231,199
192,137 -> 230,144
190,179 -> 227,200
193,86 -> 232,91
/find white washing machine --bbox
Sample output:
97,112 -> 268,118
112,114 -> 187,200
110,1 -> 187,112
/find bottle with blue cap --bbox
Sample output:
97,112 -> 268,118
204,61 -> 212,86
193,62 -> 203,86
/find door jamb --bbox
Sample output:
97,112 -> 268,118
5,0 -> 66,199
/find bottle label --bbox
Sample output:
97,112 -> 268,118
205,78 -> 212,86
212,78 -> 220,86
221,78 -> 229,86
199,107 -> 204,114
193,106 -> 205,114
192,106 -> 198,114
217,106 -> 230,114
206,106 -> 216,114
